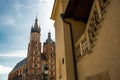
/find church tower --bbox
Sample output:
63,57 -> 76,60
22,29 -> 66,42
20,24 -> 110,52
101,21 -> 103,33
27,17 -> 41,80
8,17 -> 56,80
43,32 -> 56,80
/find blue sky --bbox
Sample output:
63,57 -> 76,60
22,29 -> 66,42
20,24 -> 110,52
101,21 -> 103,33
0,0 -> 55,80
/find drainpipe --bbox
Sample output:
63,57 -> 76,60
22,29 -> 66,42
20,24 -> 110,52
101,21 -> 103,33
60,14 -> 77,80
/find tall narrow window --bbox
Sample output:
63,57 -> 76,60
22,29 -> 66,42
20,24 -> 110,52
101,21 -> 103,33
62,58 -> 64,64
32,63 -> 35,68
38,52 -> 40,55
33,51 -> 35,55
33,57 -> 35,61
38,63 -> 40,68
37,58 -> 40,61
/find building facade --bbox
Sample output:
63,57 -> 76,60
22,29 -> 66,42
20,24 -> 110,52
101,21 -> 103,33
51,0 -> 120,80
8,17 -> 56,80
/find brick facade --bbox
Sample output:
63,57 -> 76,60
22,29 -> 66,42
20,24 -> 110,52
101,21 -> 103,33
8,17 -> 56,80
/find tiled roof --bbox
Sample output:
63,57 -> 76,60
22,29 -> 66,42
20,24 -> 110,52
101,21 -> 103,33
12,58 -> 27,71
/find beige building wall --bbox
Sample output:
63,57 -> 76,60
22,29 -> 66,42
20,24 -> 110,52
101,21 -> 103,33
76,0 -> 120,80
51,0 -> 120,80
51,0 -> 75,80
66,19 -> 86,44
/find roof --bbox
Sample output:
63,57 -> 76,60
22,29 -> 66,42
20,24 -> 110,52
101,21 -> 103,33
12,58 -> 27,71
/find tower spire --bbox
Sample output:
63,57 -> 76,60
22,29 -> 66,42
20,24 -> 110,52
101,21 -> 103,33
31,16 -> 40,33
48,31 -> 51,39
45,31 -> 54,44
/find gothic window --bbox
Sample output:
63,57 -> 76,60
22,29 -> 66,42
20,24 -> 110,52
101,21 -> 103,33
36,45 -> 38,50
52,65 -> 55,70
32,63 -> 35,68
49,65 -> 51,70
51,66 -> 53,70
37,57 -> 40,61
38,52 -> 40,55
18,70 -> 21,75
35,57 -> 37,61
51,71 -> 53,76
36,41 -> 38,47
37,63 -> 40,68
35,64 -> 37,68
33,51 -> 35,55
49,59 -> 51,63
37,35 -> 39,41
33,57 -> 35,61
53,71 -> 55,75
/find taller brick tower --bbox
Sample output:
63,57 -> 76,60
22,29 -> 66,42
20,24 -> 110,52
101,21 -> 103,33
27,17 -> 41,80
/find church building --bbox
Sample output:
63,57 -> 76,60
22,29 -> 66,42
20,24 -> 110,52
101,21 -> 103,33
8,17 -> 56,80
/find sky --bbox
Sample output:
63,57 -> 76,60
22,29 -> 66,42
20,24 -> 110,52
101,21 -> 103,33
0,0 -> 55,80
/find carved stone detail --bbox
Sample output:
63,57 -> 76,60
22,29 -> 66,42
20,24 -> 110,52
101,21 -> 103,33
74,0 -> 111,61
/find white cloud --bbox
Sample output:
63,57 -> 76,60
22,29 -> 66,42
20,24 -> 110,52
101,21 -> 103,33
0,65 -> 12,75
0,50 -> 27,58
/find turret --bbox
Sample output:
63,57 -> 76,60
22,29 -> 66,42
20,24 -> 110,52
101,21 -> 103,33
44,32 -> 54,44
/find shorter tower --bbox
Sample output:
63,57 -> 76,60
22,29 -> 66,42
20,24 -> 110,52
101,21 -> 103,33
43,32 -> 56,80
